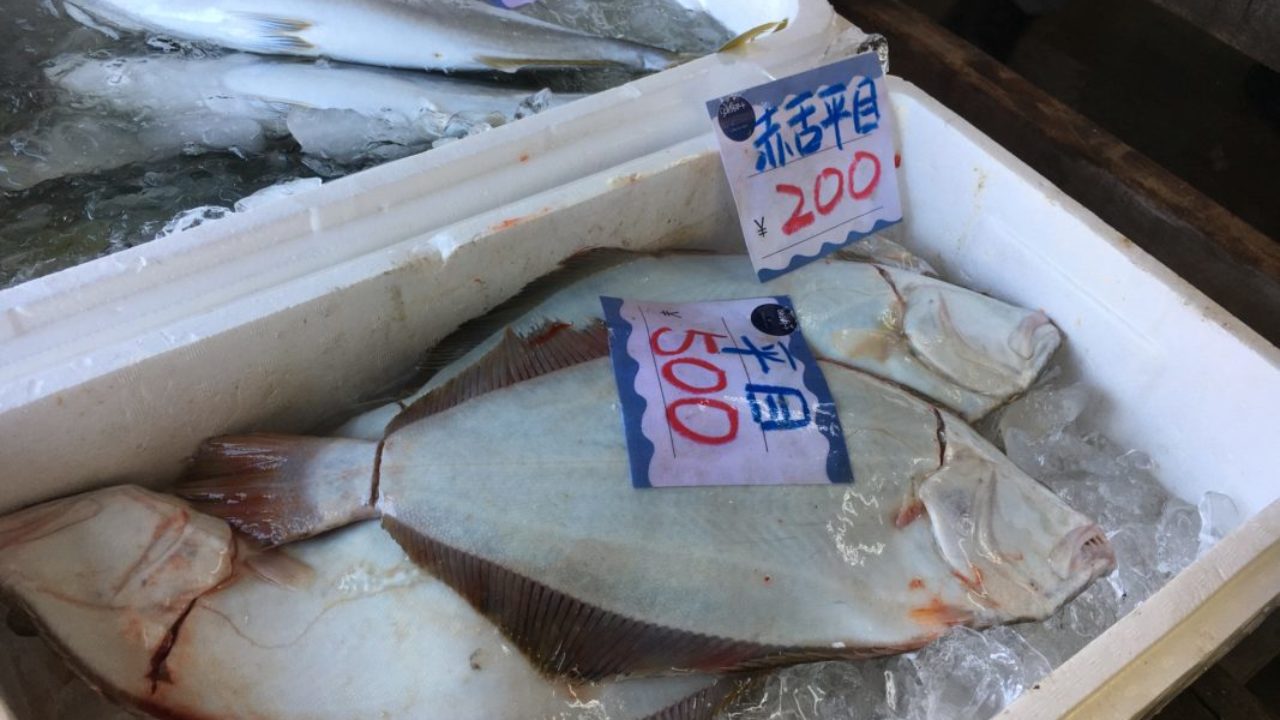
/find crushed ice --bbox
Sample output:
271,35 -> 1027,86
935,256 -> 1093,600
721,372 -> 1240,720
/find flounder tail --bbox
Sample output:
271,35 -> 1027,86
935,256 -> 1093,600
176,434 -> 378,547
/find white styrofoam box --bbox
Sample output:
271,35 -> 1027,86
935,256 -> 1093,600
1,73 -> 1278,718
0,1 -> 860,510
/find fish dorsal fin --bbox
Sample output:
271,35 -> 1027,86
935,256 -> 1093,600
716,19 -> 789,54
385,320 -> 610,435
228,12 -> 316,52
411,248 -> 638,384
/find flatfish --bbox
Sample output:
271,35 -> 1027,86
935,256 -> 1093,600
178,323 -> 1114,680
338,253 -> 1060,442
0,486 -> 740,719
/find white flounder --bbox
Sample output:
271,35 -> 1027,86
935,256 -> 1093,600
178,322 -> 1112,680
0,486 -> 738,719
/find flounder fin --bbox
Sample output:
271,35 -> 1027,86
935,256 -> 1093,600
229,12 -> 315,52
176,434 -> 378,547
386,321 -> 610,435
411,249 -> 639,383
382,517 -> 926,680
244,550 -> 317,590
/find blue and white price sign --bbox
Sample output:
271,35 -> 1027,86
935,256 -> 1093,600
601,295 -> 853,489
707,52 -> 903,281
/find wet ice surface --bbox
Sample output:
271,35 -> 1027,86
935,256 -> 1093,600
0,0 -> 732,288
720,371 -> 1241,720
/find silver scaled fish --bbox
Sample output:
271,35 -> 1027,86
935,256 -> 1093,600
0,486 -> 743,719
63,0 -> 772,73
177,321 -> 1114,680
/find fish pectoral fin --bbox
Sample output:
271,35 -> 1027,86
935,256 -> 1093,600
175,434 -> 379,547
474,55 -> 615,72
717,19 -> 789,54
229,11 -> 316,52
244,549 -> 317,590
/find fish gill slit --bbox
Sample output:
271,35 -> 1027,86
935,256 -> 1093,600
932,407 -> 946,469
369,439 -> 385,508
874,265 -> 908,316
145,539 -> 243,694
146,596 -> 196,695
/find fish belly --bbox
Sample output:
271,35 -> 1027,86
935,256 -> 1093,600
377,357 -> 977,676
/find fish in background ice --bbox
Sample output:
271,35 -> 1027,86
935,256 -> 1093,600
61,0 -> 756,72
339,252 -> 1061,438
0,486 -> 742,720
0,52 -> 570,190
177,321 -> 1114,681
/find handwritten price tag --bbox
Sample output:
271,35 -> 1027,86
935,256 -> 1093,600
601,295 -> 853,489
707,52 -> 903,281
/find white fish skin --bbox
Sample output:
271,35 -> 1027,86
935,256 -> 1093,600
64,0 -> 685,72
0,52 -> 569,191
179,328 -> 1113,680
0,487 -> 738,719
336,253 -> 1060,441
50,53 -> 574,130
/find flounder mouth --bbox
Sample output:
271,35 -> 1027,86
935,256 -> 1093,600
1012,311 -> 1060,363
1054,523 -> 1116,581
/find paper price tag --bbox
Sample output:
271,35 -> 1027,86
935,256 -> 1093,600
707,52 -> 903,281
601,295 -> 853,489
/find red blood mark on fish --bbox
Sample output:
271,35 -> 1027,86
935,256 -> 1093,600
908,596 -> 971,628
951,565 -> 986,595
763,575 -> 772,585
528,322 -> 573,346
894,498 -> 925,528
894,153 -> 901,168
518,152 -> 530,163
908,578 -> 925,590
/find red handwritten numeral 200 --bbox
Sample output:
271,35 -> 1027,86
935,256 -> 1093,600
776,150 -> 882,236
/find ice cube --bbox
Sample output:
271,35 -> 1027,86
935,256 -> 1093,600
1197,491 -> 1241,556
998,384 -> 1090,442
1155,498 -> 1200,575
286,108 -> 429,166
897,627 -> 1052,720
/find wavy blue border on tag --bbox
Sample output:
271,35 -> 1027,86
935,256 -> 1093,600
600,296 -> 656,489
756,217 -> 902,283
770,296 -> 854,485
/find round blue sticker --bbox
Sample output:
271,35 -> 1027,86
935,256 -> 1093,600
717,95 -> 756,143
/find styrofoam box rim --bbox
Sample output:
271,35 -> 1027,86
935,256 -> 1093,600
2,56 -> 1279,720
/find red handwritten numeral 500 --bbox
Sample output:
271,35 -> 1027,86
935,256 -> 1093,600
776,150 -> 882,236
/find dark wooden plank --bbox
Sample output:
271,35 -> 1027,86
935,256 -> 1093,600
1220,607 -> 1280,684
1190,664 -> 1278,720
1153,689 -> 1218,720
1142,0 -> 1280,71
1246,656 -> 1280,718
832,0 -> 1280,346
